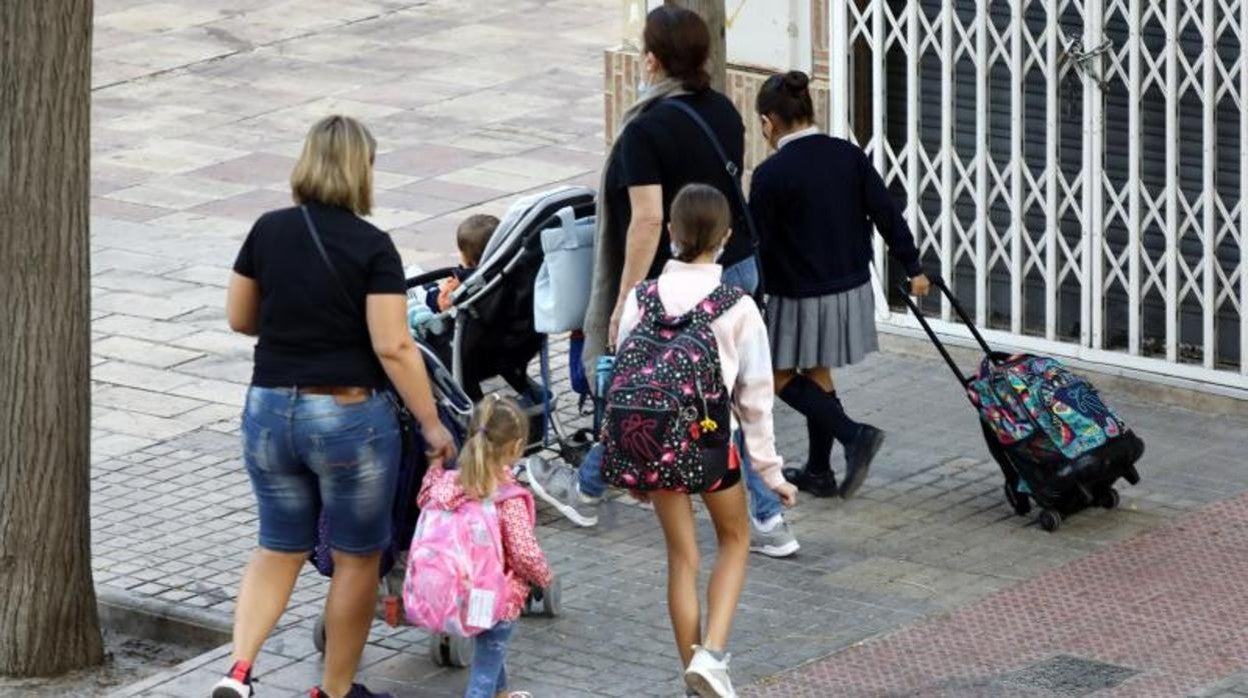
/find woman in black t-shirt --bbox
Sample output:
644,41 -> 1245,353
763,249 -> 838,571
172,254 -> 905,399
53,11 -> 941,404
214,115 -> 454,698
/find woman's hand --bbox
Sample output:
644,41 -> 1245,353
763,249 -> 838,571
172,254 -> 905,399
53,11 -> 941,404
608,301 -> 625,350
421,419 -> 457,465
909,273 -> 932,297
772,481 -> 798,508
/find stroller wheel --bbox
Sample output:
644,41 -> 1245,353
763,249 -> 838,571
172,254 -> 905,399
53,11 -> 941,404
1099,487 -> 1120,510
539,576 -> 562,618
429,633 -> 474,668
1038,509 -> 1062,533
312,614 -> 326,655
1003,484 -> 1031,516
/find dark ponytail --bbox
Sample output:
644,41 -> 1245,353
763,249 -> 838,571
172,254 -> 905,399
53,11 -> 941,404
756,70 -> 815,127
643,6 -> 712,92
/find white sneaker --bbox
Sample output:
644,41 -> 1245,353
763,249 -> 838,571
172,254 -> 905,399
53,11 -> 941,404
211,676 -> 253,698
684,646 -> 736,698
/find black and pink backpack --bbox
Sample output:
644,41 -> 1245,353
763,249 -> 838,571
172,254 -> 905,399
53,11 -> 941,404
601,281 -> 743,493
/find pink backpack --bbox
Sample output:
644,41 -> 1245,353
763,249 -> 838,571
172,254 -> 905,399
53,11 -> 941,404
402,482 -> 532,636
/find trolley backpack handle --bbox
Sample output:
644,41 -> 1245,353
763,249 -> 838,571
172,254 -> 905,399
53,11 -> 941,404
896,275 -> 1001,386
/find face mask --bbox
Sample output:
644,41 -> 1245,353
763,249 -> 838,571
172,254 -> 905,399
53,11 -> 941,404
669,242 -> 682,258
637,79 -> 652,97
713,245 -> 726,263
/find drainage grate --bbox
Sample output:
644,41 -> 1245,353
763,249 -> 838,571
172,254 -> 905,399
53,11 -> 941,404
999,655 -> 1139,696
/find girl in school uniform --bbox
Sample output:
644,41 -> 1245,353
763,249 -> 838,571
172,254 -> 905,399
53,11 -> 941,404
750,71 -> 931,499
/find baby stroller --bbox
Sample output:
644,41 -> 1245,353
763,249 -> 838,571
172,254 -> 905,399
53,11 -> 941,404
309,343 -> 562,667
900,277 -> 1145,532
406,185 -> 599,468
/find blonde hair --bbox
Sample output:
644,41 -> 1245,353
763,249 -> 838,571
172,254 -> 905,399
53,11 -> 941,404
290,115 -> 377,216
458,396 -> 529,500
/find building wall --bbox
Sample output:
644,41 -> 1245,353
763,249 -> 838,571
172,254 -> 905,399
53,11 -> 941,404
606,0 -> 831,174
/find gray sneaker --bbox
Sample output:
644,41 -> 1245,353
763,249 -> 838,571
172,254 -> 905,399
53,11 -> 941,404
749,517 -> 799,558
526,456 -> 601,527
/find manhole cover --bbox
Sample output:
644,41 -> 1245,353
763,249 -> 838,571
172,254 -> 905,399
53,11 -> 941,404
1000,655 -> 1138,696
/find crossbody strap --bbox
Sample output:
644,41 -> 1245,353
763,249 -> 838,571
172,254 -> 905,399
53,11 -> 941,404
661,99 -> 760,251
300,205 -> 360,321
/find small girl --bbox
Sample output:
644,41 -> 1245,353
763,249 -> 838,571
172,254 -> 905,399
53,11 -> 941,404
611,184 -> 797,697
416,396 -> 550,698
751,70 -> 931,499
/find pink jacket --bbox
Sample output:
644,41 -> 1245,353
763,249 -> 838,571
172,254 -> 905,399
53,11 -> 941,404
416,463 -> 553,622
616,260 -> 785,489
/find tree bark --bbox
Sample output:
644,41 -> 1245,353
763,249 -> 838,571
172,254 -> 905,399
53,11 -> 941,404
668,0 -> 728,93
0,0 -> 103,678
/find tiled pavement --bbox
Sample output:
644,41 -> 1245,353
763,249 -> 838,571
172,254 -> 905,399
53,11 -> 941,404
81,1 -> 1248,696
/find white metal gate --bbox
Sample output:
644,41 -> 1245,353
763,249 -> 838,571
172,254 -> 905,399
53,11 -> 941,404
828,0 -> 1247,394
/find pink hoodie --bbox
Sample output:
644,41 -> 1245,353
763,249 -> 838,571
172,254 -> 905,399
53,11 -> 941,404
416,463 -> 553,622
616,260 -> 786,489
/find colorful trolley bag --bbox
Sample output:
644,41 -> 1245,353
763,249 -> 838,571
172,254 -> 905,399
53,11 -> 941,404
900,277 -> 1144,533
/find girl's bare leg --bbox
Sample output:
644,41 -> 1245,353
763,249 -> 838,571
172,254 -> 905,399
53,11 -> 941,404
651,491 -> 701,667
772,368 -> 798,394
805,366 -> 835,393
699,483 -> 750,652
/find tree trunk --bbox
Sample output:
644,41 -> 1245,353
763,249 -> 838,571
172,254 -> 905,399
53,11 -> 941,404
0,0 -> 103,678
668,0 -> 728,93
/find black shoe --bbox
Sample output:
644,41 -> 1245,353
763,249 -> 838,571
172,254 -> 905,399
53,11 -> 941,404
840,425 -> 884,499
782,467 -> 839,498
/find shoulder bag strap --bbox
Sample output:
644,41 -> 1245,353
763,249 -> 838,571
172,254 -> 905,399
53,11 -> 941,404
661,100 -> 766,303
300,205 -> 360,320
661,100 -> 760,250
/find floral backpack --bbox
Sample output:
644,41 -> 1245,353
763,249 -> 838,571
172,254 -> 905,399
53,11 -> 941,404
968,354 -> 1128,463
601,281 -> 743,493
402,482 -> 532,637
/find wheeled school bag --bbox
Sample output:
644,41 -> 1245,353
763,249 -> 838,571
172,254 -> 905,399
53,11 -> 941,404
900,277 -> 1144,532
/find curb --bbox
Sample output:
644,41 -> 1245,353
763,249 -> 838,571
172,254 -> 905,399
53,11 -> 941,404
97,585 -> 232,650
97,586 -> 233,698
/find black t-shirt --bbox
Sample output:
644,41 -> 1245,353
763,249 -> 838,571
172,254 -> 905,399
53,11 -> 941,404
232,202 -> 407,388
606,90 -> 753,280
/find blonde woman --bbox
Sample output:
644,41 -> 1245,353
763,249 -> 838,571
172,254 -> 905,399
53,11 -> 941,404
216,115 -> 456,698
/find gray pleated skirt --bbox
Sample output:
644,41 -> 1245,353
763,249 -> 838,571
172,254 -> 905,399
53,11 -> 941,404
766,281 -> 878,370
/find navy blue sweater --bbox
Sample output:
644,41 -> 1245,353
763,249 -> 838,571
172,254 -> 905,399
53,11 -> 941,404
749,134 -> 924,298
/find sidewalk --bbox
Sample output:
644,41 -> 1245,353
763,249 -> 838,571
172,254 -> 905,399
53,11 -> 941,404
85,1 -> 1248,696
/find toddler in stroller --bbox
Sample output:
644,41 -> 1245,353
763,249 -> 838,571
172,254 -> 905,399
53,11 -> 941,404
406,186 -> 599,468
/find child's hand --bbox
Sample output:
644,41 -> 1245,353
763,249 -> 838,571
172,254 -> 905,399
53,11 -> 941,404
422,421 -> 457,465
772,482 -> 798,507
909,274 -> 932,297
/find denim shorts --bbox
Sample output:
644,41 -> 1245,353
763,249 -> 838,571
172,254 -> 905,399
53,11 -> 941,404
241,386 -> 401,555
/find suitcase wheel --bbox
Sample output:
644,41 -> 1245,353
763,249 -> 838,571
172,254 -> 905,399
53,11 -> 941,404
1003,484 -> 1031,516
1038,509 -> 1062,533
1097,487 -> 1120,510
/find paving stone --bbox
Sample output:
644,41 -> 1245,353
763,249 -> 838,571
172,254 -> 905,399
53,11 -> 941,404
85,1 -> 1248,696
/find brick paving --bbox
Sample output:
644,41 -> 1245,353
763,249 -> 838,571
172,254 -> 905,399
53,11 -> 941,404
744,491 -> 1248,698
81,1 -> 1248,696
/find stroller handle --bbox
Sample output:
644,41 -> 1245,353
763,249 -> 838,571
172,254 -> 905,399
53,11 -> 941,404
896,275 -> 998,385
406,266 -> 457,289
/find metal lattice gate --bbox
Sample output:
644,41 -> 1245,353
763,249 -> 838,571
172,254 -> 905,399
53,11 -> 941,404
829,0 -> 1247,393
